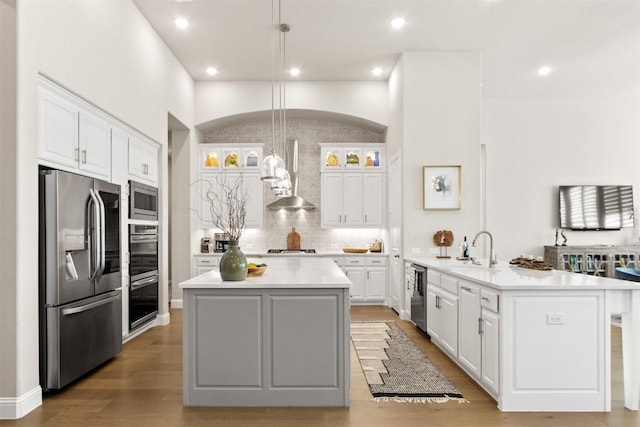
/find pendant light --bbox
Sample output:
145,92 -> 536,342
270,21 -> 293,195
261,0 -> 286,182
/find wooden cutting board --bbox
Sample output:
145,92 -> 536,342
286,227 -> 301,250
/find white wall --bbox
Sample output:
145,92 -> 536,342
195,81 -> 388,126
0,0 -> 20,412
1,0 -> 194,416
400,52 -> 482,257
484,88 -> 640,260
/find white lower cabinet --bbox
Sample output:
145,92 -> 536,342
426,276 -> 458,357
340,256 -> 387,303
456,277 -> 500,396
458,281 -> 482,377
193,256 -> 220,277
481,308 -> 500,394
345,266 -> 365,300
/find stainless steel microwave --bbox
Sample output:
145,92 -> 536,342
129,180 -> 158,220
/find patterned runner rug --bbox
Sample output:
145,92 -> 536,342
351,321 -> 466,403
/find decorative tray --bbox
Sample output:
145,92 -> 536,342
509,257 -> 553,271
343,248 -> 369,253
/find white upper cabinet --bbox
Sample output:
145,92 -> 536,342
197,144 -> 264,230
321,144 -> 384,171
320,143 -> 385,228
78,110 -> 111,179
362,173 -> 384,226
199,144 -> 263,172
38,86 -> 79,170
38,81 -> 111,181
199,172 -> 263,229
128,135 -> 159,187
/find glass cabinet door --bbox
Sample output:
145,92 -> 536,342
200,147 -> 220,171
364,148 -> 383,169
323,147 -> 342,169
344,148 -> 362,168
223,149 -> 241,169
242,147 -> 262,169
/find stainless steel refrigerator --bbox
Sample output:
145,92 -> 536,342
39,169 -> 123,391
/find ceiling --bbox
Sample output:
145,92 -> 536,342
133,0 -> 640,98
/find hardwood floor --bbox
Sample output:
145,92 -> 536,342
5,306 -> 639,426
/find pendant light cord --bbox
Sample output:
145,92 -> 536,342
271,0 -> 276,156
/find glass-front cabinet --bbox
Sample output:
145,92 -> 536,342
319,143 -> 385,228
544,245 -> 640,278
199,143 -> 263,171
321,144 -> 384,171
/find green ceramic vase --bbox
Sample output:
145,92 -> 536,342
219,240 -> 247,281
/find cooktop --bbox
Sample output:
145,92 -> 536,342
267,249 -> 317,254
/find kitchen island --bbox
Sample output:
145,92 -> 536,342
179,257 -> 352,407
406,257 -> 640,412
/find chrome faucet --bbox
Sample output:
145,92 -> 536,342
472,230 -> 497,268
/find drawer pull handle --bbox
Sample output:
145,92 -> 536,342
461,286 -> 472,292
481,296 -> 490,302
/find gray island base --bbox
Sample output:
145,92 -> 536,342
179,257 -> 352,407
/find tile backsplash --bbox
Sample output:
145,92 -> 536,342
200,118 -> 386,252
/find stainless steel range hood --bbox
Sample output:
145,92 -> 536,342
267,138 -> 316,210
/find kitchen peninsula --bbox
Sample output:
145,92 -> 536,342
179,257 -> 352,407
406,257 -> 640,412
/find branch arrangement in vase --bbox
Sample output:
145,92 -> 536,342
199,173 -> 248,241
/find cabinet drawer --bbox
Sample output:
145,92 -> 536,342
330,257 -> 344,267
480,288 -> 499,313
366,257 -> 387,267
441,275 -> 458,295
427,270 -> 441,287
344,257 -> 365,266
196,257 -> 219,268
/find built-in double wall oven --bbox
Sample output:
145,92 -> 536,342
129,224 -> 158,331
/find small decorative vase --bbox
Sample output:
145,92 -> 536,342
219,240 -> 247,281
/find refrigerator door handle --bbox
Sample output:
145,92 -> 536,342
131,275 -> 158,290
61,291 -> 120,316
95,189 -> 106,278
88,189 -> 101,281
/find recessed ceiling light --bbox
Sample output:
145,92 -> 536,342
538,66 -> 553,76
206,67 -> 217,76
390,18 -> 406,29
175,17 -> 189,29
289,67 -> 301,77
372,67 -> 383,76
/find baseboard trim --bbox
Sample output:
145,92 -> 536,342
0,385 -> 42,420
170,298 -> 183,309
156,311 -> 170,326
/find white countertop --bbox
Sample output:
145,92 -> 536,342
180,257 -> 352,289
405,256 -> 640,291
193,251 -> 388,257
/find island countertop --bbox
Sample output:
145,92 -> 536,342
405,256 -> 639,291
180,257 -> 352,289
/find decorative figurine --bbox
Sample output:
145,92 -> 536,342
561,230 -> 568,246
433,230 -> 454,259
555,228 -> 559,246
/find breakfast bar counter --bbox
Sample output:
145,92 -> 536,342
406,257 -> 640,412
179,257 -> 352,407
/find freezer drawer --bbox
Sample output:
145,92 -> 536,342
42,290 -> 122,390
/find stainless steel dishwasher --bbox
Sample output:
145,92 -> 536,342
410,263 -> 428,333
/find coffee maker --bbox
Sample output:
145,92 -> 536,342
214,233 -> 230,253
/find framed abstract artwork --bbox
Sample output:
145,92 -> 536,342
423,165 -> 461,210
